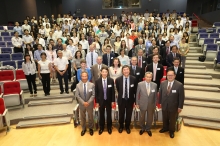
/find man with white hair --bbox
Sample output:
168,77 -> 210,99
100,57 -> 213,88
86,44 -> 98,68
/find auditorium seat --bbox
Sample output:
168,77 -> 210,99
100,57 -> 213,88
198,29 -> 206,33
0,42 -> 6,47
11,53 -> 23,61
0,26 -> 3,31
2,81 -> 24,108
0,97 -> 10,134
206,44 -> 218,61
6,42 -> 13,47
10,32 -> 14,36
217,29 -> 220,33
0,37 -> 2,41
0,70 -> 15,82
209,33 -> 220,39
191,20 -> 198,32
17,60 -> 23,69
7,26 -> 13,31
15,69 -> 28,90
0,54 -> 11,61
216,38 -> 220,45
0,47 -> 13,54
1,32 -> 10,36
203,38 -> 215,52
3,36 -> 12,42
214,51 -> 220,70
198,33 -> 209,46
2,61 -> 16,69
213,22 -> 220,28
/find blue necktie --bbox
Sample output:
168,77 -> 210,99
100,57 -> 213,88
125,78 -> 128,100
91,52 -> 93,66
103,80 -> 107,100
84,84 -> 86,100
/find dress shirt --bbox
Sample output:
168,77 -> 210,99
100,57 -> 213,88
170,41 -> 179,48
62,24 -> 70,32
38,38 -> 45,47
153,63 -> 158,81
83,82 -> 88,93
54,30 -> 62,40
34,49 -> 45,61
54,57 -> 69,70
98,31 -> 109,45
174,66 -> 178,74
79,40 -> 89,52
22,24 -> 31,33
102,78 -> 107,88
138,56 -> 142,68
122,76 -> 130,99
38,60 -> 50,73
71,37 -> 79,45
62,49 -> 73,60
11,37 -> 23,47
47,35 -> 56,44
22,61 -> 36,75
118,55 -> 130,66
23,35 -> 34,44
13,26 -> 22,35
125,38 -> 133,50
86,51 -> 98,68
77,68 -> 92,81
39,29 -> 46,36
67,45 -> 77,57
167,81 -> 174,89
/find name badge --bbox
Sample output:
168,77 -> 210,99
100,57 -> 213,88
89,89 -> 92,92
180,72 -> 182,73
172,90 -> 176,93
108,85 -> 112,88
157,68 -> 160,70
152,90 -> 155,92
136,72 -> 140,75
143,61 -> 145,63
130,84 -> 134,87
111,57 -> 113,59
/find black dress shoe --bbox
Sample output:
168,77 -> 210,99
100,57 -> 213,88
139,130 -> 144,135
126,128 -> 131,134
81,130 -> 86,136
170,132 -> 174,138
108,129 -> 112,134
60,91 -> 64,94
159,129 -> 169,133
118,127 -> 123,133
99,129 -> 103,135
146,131 -> 152,137
89,129 -> 93,136
47,93 -> 50,95
45,94 -> 47,96
66,91 -> 69,94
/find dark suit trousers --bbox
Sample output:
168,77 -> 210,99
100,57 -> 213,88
162,109 -> 178,132
67,60 -> 72,81
40,73 -> 50,94
25,74 -> 37,94
119,98 -> 133,129
57,71 -> 69,92
99,100 -> 112,130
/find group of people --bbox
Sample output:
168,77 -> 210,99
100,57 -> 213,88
15,10 -> 187,138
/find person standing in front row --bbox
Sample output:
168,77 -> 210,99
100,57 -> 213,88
136,72 -> 157,137
115,65 -> 137,134
75,71 -> 95,136
159,70 -> 185,138
54,50 -> 69,94
95,67 -> 115,135
38,52 -> 52,96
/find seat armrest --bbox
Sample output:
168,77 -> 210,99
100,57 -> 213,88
0,93 -> 3,98
20,90 -> 23,95
3,109 -> 8,116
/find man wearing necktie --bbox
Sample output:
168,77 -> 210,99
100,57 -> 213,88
160,40 -> 171,66
95,67 -> 115,135
166,45 -> 181,67
86,45 -> 98,68
134,38 -> 146,56
115,65 -> 137,134
136,72 -> 157,137
129,57 -> 143,84
102,45 -> 115,67
159,70 -> 185,138
75,71 -> 95,136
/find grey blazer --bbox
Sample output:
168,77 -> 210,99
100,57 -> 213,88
136,81 -> 157,111
75,81 -> 95,109
134,44 -> 146,56
91,64 -> 108,83
159,80 -> 185,112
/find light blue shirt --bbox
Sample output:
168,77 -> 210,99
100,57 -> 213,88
67,45 -> 76,58
145,41 -> 152,54
77,68 -> 92,82
170,41 -> 179,48
34,50 -> 45,61
122,76 -> 130,99
13,26 -> 22,35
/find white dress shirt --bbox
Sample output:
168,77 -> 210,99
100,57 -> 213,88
122,76 -> 130,99
11,37 -> 23,47
167,81 -> 174,89
67,45 -> 77,57
54,30 -> 62,40
54,57 -> 69,70
38,37 -> 45,47
80,39 -> 89,52
62,49 -> 73,60
23,35 -> 34,45
22,24 -> 31,33
86,51 -> 98,68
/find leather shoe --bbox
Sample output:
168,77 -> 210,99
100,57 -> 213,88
139,130 -> 144,135
60,91 -> 64,94
146,131 -> 152,137
99,129 -> 103,135
118,127 -> 123,133
159,129 -> 169,133
170,132 -> 174,138
108,129 -> 112,134
126,128 -> 131,134
81,130 -> 86,136
66,91 -> 69,94
89,129 -> 93,136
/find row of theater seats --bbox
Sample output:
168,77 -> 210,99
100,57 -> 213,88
0,47 -> 14,54
0,26 -> 14,31
0,42 -> 13,48
0,53 -> 23,69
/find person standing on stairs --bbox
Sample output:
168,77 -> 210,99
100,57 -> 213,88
38,52 -> 52,96
166,45 -> 181,67
178,37 -> 189,68
159,70 -> 185,138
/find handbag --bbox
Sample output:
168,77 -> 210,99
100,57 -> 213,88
198,55 -> 206,62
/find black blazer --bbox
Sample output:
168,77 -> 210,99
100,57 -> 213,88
102,53 -> 115,67
146,63 -> 164,83
156,40 -> 165,47
95,77 -> 115,106
166,53 -> 181,67
147,54 -> 163,64
115,75 -> 137,106
129,66 -> 143,84
168,66 -> 185,85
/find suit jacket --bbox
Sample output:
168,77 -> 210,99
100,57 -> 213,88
148,45 -> 160,55
102,53 -> 115,67
147,54 -> 163,64
159,80 -> 185,112
95,77 -> 115,107
156,40 -> 165,47
129,66 -> 143,84
166,52 -> 181,67
168,66 -> 185,85
91,64 -> 108,83
134,44 -> 146,56
136,81 -> 157,111
134,37 -> 145,47
146,63 -> 164,84
75,81 -> 95,109
160,46 -> 167,66
115,75 -> 137,106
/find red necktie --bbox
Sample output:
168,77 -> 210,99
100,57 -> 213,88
138,57 -> 141,67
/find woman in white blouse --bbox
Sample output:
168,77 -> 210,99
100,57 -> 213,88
45,44 -> 57,83
22,54 -> 37,97
109,58 -> 122,82
117,48 -> 130,66
38,52 -> 52,96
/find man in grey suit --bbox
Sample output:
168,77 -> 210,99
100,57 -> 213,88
91,56 -> 108,83
75,71 -> 95,136
136,72 -> 157,137
159,69 -> 185,138
134,38 -> 146,56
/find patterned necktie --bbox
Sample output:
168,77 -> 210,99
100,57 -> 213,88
167,82 -> 171,95
173,53 -> 176,57
91,52 -> 93,66
84,83 -> 86,100
103,80 -> 107,100
125,78 -> 128,100
107,54 -> 110,66
138,57 -> 141,67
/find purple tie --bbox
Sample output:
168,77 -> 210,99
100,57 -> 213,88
103,80 -> 107,100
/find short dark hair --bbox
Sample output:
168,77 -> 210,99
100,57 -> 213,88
100,66 -> 109,73
122,65 -> 130,71
173,57 -> 180,62
40,52 -> 47,57
80,59 -> 86,64
167,69 -> 175,75
171,45 -> 178,50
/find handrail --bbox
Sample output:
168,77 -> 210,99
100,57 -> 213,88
192,13 -> 200,20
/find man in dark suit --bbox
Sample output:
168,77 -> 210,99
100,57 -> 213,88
147,47 -> 163,64
166,45 -> 181,67
134,32 -> 145,47
115,65 -> 137,134
148,39 -> 159,55
168,57 -> 184,85
160,40 -> 171,66
95,67 -> 115,135
130,57 -> 143,84
102,45 -> 115,67
156,34 -> 166,47
137,49 -> 147,73
146,54 -> 164,90
159,70 -> 185,138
